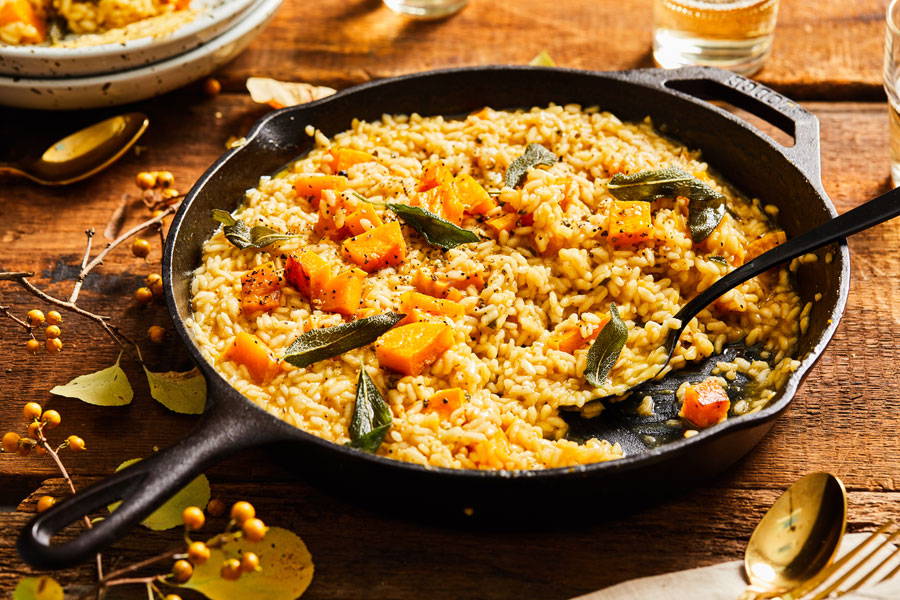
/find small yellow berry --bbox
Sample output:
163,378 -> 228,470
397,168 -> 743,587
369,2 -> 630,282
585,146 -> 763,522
45,338 -> 63,353
134,287 -> 154,304
17,441 -> 33,456
2,431 -> 20,452
136,171 -> 157,190
26,309 -> 45,326
230,501 -> 255,524
164,595 -> 183,600
145,273 -> 162,286
131,238 -> 151,258
25,339 -> 41,353
156,171 -> 175,188
187,541 -> 210,565
181,506 -> 205,531
203,77 -> 222,96
27,422 -> 41,438
241,518 -> 267,542
220,558 -> 242,581
66,435 -> 86,452
41,409 -> 61,429
45,325 -> 61,339
23,402 -> 42,420
46,311 -> 62,325
148,325 -> 166,344
35,446 -> 47,456
149,279 -> 164,298
172,559 -> 193,583
207,498 -> 226,517
162,188 -> 181,199
240,552 -> 260,573
36,495 -> 56,513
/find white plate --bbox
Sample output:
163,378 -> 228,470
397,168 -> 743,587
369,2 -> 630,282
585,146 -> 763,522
0,0 -> 281,110
0,0 -> 256,78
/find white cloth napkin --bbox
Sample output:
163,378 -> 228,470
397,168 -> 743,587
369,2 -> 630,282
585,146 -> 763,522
573,533 -> 900,600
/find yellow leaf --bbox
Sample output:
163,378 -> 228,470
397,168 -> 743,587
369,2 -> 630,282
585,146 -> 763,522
13,576 -> 63,600
182,527 -> 314,600
108,458 -> 211,531
144,367 -> 206,414
50,354 -> 133,406
529,50 -> 557,67
246,77 -> 336,109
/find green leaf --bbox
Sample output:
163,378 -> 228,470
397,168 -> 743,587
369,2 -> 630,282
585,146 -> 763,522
528,49 -> 557,67
283,312 -> 405,368
504,143 -> 557,188
13,576 -> 63,600
606,167 -> 726,243
584,303 -> 628,388
108,458 -> 211,530
144,367 -> 206,414
212,209 -> 298,249
387,203 -> 480,250
181,527 -> 314,600
348,369 -> 392,453
49,354 -> 133,406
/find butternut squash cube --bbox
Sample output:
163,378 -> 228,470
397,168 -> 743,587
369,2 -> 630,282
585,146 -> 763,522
240,262 -> 282,315
608,200 -> 652,248
679,378 -> 730,428
329,148 -> 376,172
376,321 -> 454,376
293,174 -> 348,204
425,387 -> 467,416
454,174 -> 495,215
319,268 -> 366,316
485,213 -> 518,234
341,221 -> 407,272
224,332 -> 280,383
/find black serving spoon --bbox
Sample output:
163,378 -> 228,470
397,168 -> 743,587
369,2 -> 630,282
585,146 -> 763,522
593,184 -> 900,404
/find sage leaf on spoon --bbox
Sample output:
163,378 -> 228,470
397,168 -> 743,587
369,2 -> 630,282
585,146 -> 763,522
607,167 -> 726,243
505,143 -> 557,188
387,203 -> 480,250
584,303 -> 628,388
348,369 -> 392,453
283,312 -> 405,368
211,209 -> 299,249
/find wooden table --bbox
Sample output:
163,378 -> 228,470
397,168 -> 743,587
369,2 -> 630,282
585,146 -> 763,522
1,1 -> 898,597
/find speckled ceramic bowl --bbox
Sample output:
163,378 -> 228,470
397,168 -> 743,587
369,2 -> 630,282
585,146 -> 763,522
0,0 -> 280,109
0,0 -> 256,78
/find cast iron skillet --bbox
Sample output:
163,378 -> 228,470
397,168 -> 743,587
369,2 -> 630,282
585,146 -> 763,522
19,66 -> 849,569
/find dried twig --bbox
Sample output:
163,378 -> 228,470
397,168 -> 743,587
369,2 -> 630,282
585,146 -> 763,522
0,304 -> 32,334
69,229 -> 95,304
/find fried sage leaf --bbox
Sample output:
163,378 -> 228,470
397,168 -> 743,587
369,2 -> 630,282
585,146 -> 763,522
211,209 -> 298,249
348,369 -> 392,453
606,167 -> 726,243
504,143 -> 558,188
283,312 -> 405,368
584,303 -> 628,388
387,203 -> 480,250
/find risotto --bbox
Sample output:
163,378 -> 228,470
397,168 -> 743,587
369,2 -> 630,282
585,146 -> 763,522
0,0 -> 194,46
187,104 -> 805,471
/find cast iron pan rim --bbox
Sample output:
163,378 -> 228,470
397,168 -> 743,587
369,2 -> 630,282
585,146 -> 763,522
164,65 -> 850,481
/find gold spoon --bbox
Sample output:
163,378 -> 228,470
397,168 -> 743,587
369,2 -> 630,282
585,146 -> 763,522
0,112 -> 148,185
740,472 -> 848,600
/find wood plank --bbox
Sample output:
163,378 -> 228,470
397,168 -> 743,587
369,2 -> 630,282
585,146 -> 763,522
0,99 -> 897,596
210,0 -> 886,99
1,480 -> 897,599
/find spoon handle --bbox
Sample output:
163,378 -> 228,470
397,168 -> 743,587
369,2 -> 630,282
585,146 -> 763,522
675,185 -> 900,324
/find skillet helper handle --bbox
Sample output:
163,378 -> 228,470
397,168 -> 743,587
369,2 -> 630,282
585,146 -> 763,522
645,66 -> 822,183
17,405 -> 255,570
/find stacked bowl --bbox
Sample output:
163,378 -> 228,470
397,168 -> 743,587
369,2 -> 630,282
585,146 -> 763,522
0,0 -> 282,109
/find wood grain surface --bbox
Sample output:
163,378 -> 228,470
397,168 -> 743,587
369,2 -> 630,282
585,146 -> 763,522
215,0 -> 888,99
0,0 -> 898,595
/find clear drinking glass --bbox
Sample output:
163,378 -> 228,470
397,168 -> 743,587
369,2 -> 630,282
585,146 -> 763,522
885,0 -> 900,187
383,0 -> 468,19
653,0 -> 780,76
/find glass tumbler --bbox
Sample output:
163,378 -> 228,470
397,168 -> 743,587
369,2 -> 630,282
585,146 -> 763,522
383,0 -> 468,18
653,0 -> 780,76
885,0 -> 900,187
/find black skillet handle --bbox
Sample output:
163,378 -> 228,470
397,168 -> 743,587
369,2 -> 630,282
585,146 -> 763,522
17,400 -> 268,570
640,66 -> 822,185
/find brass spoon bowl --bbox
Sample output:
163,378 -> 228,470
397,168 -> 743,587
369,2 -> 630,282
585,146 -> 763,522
741,472 -> 848,600
0,112 -> 148,185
